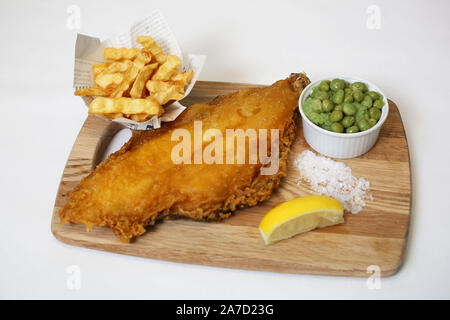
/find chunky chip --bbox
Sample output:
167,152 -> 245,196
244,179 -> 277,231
103,112 -> 124,119
169,70 -> 195,94
74,87 -> 108,97
103,47 -> 140,61
151,55 -> 181,81
136,36 -> 167,64
168,81 -> 185,94
89,97 -> 163,116
152,88 -> 184,105
102,60 -> 132,73
146,80 -> 183,105
130,63 -> 158,98
90,61 -> 133,94
145,80 -> 168,94
92,62 -> 111,76
95,73 -> 124,90
171,70 -> 194,86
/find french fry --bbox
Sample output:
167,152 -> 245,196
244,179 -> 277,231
151,55 -> 181,81
89,97 -> 163,116
171,69 -> 194,86
129,63 -> 159,98
169,70 -> 194,93
92,63 -> 111,76
152,89 -> 183,105
146,80 -> 171,94
103,47 -> 140,61
95,73 -> 124,90
74,87 -> 109,97
135,50 -> 153,67
103,112 -> 124,119
168,81 -> 186,94
136,36 -> 167,64
89,61 -> 133,94
102,61 -> 132,73
146,80 -> 183,105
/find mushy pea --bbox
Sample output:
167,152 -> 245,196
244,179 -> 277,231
302,79 -> 385,134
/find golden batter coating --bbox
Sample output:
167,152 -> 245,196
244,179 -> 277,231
59,73 -> 310,242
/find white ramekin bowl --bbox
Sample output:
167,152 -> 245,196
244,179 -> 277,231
299,76 -> 389,159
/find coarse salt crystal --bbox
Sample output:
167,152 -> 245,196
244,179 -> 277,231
294,150 -> 373,214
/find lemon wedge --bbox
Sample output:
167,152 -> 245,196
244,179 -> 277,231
259,195 -> 344,245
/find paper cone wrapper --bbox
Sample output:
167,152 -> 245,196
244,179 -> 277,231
73,10 -> 206,130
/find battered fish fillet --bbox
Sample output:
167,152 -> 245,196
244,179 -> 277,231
59,73 -> 310,242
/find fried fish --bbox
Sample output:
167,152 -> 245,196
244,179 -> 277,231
59,73 -> 310,242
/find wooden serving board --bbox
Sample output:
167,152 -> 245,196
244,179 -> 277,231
52,81 -> 411,277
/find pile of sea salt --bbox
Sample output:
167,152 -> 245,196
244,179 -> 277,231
294,150 -> 373,214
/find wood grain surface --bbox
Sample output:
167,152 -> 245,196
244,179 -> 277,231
52,80 -> 411,277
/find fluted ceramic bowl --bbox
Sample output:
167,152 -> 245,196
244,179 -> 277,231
299,76 -> 389,159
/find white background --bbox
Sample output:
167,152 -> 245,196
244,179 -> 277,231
0,0 -> 449,299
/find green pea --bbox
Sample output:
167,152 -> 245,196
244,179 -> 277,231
356,109 -> 369,122
341,116 -> 355,128
357,119 -> 371,131
368,91 -> 380,100
331,122 -> 344,133
330,79 -> 345,91
353,90 -> 364,102
315,90 -> 329,100
369,107 -> 381,120
344,94 -> 354,103
373,99 -> 384,108
355,101 -> 368,111
310,86 -> 319,98
311,99 -> 322,112
319,80 -> 330,92
346,125 -> 360,133
332,89 -> 344,104
309,112 -> 321,125
329,110 -> 343,122
334,104 -> 343,111
351,82 -> 367,92
362,95 -> 373,108
322,99 -> 334,112
353,102 -> 364,111
343,103 -> 357,116
344,87 -> 352,95
368,118 -> 378,128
